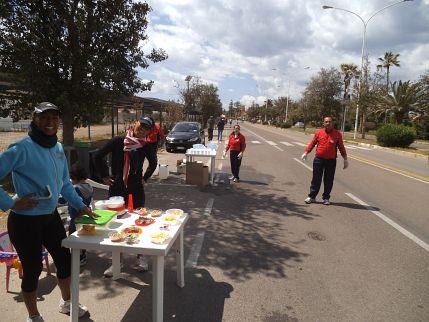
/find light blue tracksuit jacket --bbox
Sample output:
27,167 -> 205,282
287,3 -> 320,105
0,136 -> 85,215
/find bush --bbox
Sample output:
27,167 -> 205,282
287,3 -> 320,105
414,121 -> 429,140
376,124 -> 416,147
279,121 -> 292,128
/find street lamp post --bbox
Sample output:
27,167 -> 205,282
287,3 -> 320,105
323,0 -> 413,139
185,75 -> 193,120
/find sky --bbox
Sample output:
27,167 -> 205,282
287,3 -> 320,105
138,0 -> 429,109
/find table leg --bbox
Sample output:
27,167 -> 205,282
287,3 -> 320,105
112,252 -> 121,280
152,255 -> 164,322
70,248 -> 80,322
175,229 -> 185,288
210,156 -> 215,184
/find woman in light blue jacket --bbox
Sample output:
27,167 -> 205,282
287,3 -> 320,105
0,102 -> 98,322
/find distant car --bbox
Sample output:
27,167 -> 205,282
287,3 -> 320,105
165,122 -> 205,152
293,122 -> 304,128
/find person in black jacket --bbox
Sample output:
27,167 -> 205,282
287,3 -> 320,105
94,116 -> 154,207
94,116 -> 155,277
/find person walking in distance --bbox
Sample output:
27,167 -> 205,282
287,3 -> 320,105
207,116 -> 215,141
217,117 -> 226,142
223,124 -> 246,182
301,116 -> 348,205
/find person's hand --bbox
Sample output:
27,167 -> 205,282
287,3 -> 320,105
237,152 -> 243,160
301,152 -> 307,161
102,176 -> 114,186
12,194 -> 39,211
78,206 -> 100,219
222,150 -> 227,159
343,159 -> 349,169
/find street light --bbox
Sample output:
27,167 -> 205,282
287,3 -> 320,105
323,0 -> 413,139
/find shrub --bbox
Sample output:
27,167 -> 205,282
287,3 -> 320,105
280,121 -> 292,128
376,124 -> 416,147
414,120 -> 429,140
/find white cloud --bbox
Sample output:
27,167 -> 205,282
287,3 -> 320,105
141,0 -> 429,107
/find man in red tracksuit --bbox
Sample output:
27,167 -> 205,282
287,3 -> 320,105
301,116 -> 348,205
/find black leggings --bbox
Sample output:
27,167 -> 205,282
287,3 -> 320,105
7,211 -> 71,292
229,150 -> 242,179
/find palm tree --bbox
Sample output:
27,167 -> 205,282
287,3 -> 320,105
377,51 -> 400,94
379,80 -> 425,124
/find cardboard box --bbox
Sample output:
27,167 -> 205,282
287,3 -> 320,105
186,162 -> 209,186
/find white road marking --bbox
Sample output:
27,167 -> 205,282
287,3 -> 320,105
293,142 -> 306,147
345,193 -> 429,252
185,232 -> 205,268
345,145 -> 358,150
203,198 -> 214,216
245,128 -> 284,151
293,158 -> 313,171
280,141 -> 294,146
251,140 -> 261,144
266,141 -> 277,145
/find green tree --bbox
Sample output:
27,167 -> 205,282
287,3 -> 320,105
0,0 -> 167,145
377,51 -> 400,94
379,80 -> 426,124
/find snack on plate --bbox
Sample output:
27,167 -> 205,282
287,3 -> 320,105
150,232 -> 169,244
137,207 -> 148,216
163,216 -> 178,225
166,209 -> 184,216
149,209 -> 162,217
109,232 -> 123,242
125,233 -> 139,244
135,217 -> 155,226
82,224 -> 95,233
121,226 -> 142,236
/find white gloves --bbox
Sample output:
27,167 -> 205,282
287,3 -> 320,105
237,152 -> 243,160
343,159 -> 349,169
301,152 -> 307,161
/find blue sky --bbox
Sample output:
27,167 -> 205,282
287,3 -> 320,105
138,0 -> 429,109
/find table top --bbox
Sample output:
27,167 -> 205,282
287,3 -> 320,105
62,210 -> 188,256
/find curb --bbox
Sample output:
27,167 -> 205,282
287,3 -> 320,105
344,140 -> 428,160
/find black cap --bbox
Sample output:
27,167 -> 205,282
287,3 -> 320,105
34,102 -> 61,114
139,115 -> 154,129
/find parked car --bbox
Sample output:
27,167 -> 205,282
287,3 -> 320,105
293,122 -> 304,128
165,122 -> 205,152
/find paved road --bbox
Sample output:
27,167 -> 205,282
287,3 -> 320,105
1,122 -> 428,322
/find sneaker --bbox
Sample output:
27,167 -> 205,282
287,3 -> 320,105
233,178 -> 240,183
134,256 -> 149,272
304,197 -> 315,204
26,315 -> 44,322
229,175 -> 235,180
59,298 -> 88,317
323,199 -> 330,205
103,263 -> 124,278
79,254 -> 87,267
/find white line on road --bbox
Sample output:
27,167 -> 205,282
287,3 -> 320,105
293,158 -> 313,171
280,141 -> 294,146
293,142 -> 306,147
345,193 -> 429,252
245,128 -> 284,151
251,140 -> 261,144
185,232 -> 205,268
203,198 -> 214,216
266,141 -> 277,145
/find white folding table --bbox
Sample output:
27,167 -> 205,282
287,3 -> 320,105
62,212 -> 188,322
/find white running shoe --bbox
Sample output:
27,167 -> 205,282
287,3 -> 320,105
26,315 -> 44,322
59,298 -> 88,317
305,197 -> 315,204
323,199 -> 330,205
103,262 -> 124,278
134,256 -> 149,272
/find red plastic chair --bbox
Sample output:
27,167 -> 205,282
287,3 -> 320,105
0,231 -> 51,292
